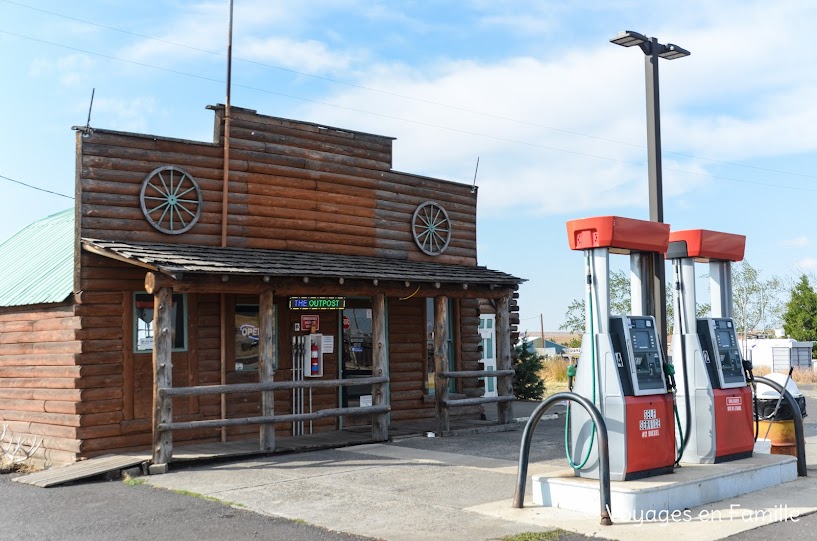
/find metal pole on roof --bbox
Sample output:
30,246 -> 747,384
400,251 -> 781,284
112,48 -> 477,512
220,0 -> 234,249
219,0 -> 235,444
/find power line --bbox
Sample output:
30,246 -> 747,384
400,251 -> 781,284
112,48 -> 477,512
0,174 -> 74,199
1,29 -> 816,195
5,0 -> 816,183
0,29 -> 646,168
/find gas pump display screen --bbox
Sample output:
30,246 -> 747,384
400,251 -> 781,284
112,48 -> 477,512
717,331 -> 733,348
628,319 -> 664,390
700,318 -> 745,386
633,331 -> 651,349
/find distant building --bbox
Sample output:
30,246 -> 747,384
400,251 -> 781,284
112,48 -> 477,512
519,336 -> 567,358
745,338 -> 813,372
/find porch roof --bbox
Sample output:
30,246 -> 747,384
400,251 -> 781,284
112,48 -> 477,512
81,238 -> 524,287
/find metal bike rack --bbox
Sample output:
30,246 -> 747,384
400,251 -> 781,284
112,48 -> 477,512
513,392 -> 613,526
753,376 -> 807,477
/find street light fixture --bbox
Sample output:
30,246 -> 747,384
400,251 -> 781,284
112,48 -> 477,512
610,30 -> 690,343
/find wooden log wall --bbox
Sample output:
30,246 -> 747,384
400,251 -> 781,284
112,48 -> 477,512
0,304 -> 84,465
77,106 -> 477,266
387,297 -> 433,421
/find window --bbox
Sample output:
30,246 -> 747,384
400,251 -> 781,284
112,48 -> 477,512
134,293 -> 187,352
235,304 -> 278,371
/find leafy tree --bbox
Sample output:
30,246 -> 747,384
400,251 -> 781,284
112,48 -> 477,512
560,298 -> 585,334
782,275 -> 817,342
560,270 -> 709,337
513,337 -> 545,400
732,260 -> 783,337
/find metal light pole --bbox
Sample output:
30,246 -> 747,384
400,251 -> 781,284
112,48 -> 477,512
610,30 -> 690,343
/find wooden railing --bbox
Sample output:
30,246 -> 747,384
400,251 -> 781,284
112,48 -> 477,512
434,369 -> 515,434
152,376 -> 390,466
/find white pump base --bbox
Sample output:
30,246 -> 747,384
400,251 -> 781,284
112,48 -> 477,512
532,454 -> 796,516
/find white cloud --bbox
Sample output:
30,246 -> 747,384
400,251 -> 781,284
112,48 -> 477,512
240,37 -> 357,73
92,97 -> 159,133
117,0 -> 364,75
284,48 -> 710,217
29,54 -> 94,87
782,236 -> 809,248
796,257 -> 817,271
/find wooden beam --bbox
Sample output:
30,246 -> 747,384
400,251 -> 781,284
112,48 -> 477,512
144,271 -> 516,299
152,287 -> 173,466
258,288 -> 275,451
219,293 -> 227,443
433,295 -> 449,435
371,292 -> 388,442
495,293 -> 514,424
160,405 -> 390,432
443,395 -> 515,407
159,375 -> 390,397
440,370 -> 515,378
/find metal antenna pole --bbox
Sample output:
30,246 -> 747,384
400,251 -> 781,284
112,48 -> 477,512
220,0 -> 234,248
85,88 -> 95,131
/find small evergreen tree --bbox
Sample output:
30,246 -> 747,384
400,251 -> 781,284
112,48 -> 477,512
782,275 -> 817,342
513,337 -> 545,400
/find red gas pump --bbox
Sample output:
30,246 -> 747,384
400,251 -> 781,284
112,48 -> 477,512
667,229 -> 754,463
566,216 -> 676,481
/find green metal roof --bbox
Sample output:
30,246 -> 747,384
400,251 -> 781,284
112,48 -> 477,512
0,208 -> 74,307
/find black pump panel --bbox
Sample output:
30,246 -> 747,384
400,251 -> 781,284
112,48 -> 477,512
609,315 -> 667,396
696,318 -> 746,389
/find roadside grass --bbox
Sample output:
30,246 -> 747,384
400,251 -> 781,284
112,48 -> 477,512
122,476 -> 146,486
539,357 -> 571,397
499,530 -> 572,541
0,460 -> 39,475
121,478 -> 246,509
170,488 -> 246,508
791,367 -> 817,384
753,365 -> 817,384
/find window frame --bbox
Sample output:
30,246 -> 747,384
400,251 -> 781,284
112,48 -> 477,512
234,303 -> 279,372
132,291 -> 188,353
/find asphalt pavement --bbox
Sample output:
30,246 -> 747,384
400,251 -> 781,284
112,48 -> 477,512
0,471 -> 377,541
5,396 -> 817,541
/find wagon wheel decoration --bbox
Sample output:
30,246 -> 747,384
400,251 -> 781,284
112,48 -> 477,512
139,166 -> 202,235
412,201 -> 452,256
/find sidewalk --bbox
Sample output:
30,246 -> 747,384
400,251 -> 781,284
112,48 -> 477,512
143,399 -> 817,541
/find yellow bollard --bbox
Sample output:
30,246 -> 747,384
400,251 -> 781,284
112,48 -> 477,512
757,420 -> 797,456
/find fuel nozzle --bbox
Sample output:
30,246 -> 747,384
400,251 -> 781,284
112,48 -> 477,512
567,363 -> 577,392
743,359 -> 754,383
663,362 -> 676,391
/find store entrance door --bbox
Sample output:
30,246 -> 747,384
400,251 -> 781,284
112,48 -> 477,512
341,301 -> 373,424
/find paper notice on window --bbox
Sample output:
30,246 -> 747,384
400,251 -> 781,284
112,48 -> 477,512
322,335 -> 334,354
360,395 -> 372,407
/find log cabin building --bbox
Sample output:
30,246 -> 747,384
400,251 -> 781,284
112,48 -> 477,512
0,105 -> 523,467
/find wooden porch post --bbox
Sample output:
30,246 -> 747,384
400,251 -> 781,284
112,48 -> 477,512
371,292 -> 389,441
496,293 -> 514,424
259,288 -> 276,451
434,295 -> 449,435
152,287 -> 173,468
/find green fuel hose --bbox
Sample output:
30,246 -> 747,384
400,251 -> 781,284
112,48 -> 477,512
565,251 -> 597,470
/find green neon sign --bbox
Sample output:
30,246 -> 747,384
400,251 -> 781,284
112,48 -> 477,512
288,297 -> 346,310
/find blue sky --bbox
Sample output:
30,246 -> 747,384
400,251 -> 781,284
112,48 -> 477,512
1,1 -> 816,331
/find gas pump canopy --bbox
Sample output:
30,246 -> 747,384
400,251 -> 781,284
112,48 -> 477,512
566,216 -> 670,253
667,229 -> 746,262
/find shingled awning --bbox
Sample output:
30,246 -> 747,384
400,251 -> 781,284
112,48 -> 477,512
81,239 -> 524,287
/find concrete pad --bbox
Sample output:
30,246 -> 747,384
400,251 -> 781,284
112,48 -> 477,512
145,447 -> 543,541
533,453 -> 798,514
469,474 -> 817,541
